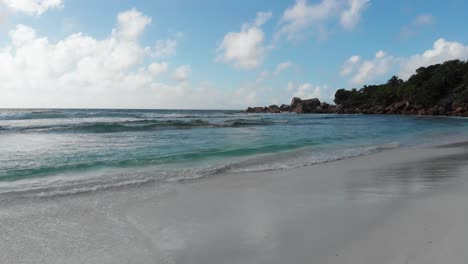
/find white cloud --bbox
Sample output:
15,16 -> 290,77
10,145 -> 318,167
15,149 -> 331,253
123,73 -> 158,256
148,62 -> 168,76
341,51 -> 396,84
288,82 -> 334,102
0,6 -> 290,110
1,0 -> 62,16
340,55 -> 361,76
0,8 -> 288,109
276,0 -> 369,41
273,61 -> 293,75
341,38 -> 468,84
0,9 -> 225,109
340,0 -> 370,30
400,38 -> 468,79
294,83 -> 322,99
172,65 -> 191,82
276,0 -> 339,41
153,39 -> 177,59
117,8 -> 152,41
0,9 -> 153,91
413,14 -> 435,26
216,11 -> 272,69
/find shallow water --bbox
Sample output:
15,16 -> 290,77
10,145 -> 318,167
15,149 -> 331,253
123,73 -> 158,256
0,109 -> 467,197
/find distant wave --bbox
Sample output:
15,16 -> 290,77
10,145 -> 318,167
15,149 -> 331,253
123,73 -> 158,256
0,110 -> 143,120
0,112 -> 354,134
0,109 -> 248,121
0,110 -> 66,120
0,109 -> 356,121
0,118 -> 285,133
224,118 -> 280,127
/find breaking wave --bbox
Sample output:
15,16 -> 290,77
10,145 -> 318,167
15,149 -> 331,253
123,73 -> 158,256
0,118 -> 285,133
0,142 -> 402,199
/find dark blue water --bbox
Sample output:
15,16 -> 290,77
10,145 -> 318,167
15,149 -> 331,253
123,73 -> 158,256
0,109 -> 467,197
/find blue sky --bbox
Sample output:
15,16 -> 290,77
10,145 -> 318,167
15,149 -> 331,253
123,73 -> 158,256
1,0 -> 468,109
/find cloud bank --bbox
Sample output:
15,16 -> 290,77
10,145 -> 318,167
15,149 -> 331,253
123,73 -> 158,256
276,0 -> 370,41
341,38 -> 468,85
0,8 -> 279,109
1,0 -> 62,16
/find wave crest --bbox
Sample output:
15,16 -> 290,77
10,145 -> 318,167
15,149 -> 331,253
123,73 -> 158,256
0,118 -> 282,133
0,141 -> 402,199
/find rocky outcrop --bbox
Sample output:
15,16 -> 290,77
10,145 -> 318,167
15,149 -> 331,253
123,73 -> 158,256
289,97 -> 323,113
245,107 -> 268,113
279,104 -> 290,112
289,97 -> 302,109
245,105 -> 282,113
267,105 -> 281,113
328,101 -> 468,117
245,98 -> 328,114
245,97 -> 468,117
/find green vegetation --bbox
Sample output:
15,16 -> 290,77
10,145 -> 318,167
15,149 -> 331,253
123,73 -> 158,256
334,60 -> 468,109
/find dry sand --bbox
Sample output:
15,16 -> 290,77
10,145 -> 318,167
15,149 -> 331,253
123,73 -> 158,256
1,143 -> 468,263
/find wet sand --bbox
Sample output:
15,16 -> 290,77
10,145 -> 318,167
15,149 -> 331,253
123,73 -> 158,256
1,143 -> 468,264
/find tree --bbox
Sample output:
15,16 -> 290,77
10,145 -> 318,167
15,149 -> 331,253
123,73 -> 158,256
387,76 -> 403,87
333,60 -> 468,108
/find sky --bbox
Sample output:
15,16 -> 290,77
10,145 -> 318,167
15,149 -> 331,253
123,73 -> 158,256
0,0 -> 468,109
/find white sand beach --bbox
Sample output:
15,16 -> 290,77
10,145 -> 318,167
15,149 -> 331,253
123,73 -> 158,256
1,143 -> 468,264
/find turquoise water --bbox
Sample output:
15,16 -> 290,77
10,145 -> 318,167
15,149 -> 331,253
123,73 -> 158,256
0,109 -> 467,197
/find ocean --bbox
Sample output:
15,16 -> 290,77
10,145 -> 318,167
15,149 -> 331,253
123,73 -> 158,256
0,109 -> 467,198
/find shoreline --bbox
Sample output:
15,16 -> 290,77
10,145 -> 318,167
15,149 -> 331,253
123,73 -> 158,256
2,133 -> 466,202
2,140 -> 468,263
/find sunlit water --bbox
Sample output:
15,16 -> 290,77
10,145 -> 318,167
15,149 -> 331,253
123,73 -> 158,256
0,109 -> 467,198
